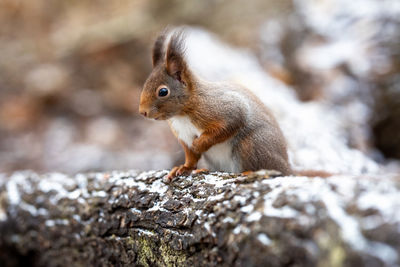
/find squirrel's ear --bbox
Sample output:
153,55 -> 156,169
152,30 -> 168,67
165,30 -> 187,84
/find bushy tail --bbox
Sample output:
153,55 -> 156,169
294,170 -> 333,178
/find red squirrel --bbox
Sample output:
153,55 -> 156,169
139,28 -> 316,181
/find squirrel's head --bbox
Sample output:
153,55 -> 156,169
139,29 -> 192,120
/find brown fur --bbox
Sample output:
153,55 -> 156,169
152,29 -> 168,67
140,28 -> 292,179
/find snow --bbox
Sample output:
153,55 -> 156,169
148,178 -> 169,194
38,173 -> 75,193
321,182 -> 368,251
147,199 -> 169,212
233,195 -> 247,205
195,210 -> 203,217
110,170 -> 169,196
130,208 -> 142,214
240,205 -> 254,213
208,192 -> 225,201
356,176 -> 400,222
45,219 -> 69,227
91,190 -> 107,198
204,222 -> 216,237
72,214 -> 81,222
254,175 -> 399,264
367,242 -> 398,265
136,228 -> 155,236
164,228 -> 194,238
203,174 -> 234,188
67,189 -> 82,199
6,176 -> 21,206
247,212 -> 262,222
232,225 -> 241,235
257,233 -> 272,246
19,202 -> 48,216
222,217 -> 234,224
233,225 -> 250,235
261,180 -> 300,218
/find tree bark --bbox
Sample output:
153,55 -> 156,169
0,170 -> 399,267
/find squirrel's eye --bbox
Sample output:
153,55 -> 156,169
158,88 -> 169,97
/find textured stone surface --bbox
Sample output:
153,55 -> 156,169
0,170 -> 399,266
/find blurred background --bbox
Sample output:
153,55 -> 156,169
0,0 -> 399,174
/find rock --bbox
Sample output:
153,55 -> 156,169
0,170 -> 399,266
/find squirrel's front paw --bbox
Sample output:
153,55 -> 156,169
165,165 -> 195,182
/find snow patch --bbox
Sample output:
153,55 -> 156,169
111,170 -> 169,196
91,191 -> 107,198
222,217 -> 234,224
204,222 -> 216,237
257,233 -> 272,246
45,219 -> 69,227
258,175 -> 399,264
233,195 -> 247,205
208,192 -> 225,201
233,225 -> 251,235
136,228 -> 155,236
130,208 -> 142,214
247,212 -> 262,222
203,175 -> 230,187
6,173 -> 23,205
148,199 -> 169,212
240,205 -> 254,213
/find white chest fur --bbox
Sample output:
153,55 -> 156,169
168,115 -> 239,173
168,116 -> 202,147
203,140 -> 239,173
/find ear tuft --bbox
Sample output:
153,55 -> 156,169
165,28 -> 188,83
152,28 -> 169,67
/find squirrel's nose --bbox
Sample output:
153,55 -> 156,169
139,106 -> 148,117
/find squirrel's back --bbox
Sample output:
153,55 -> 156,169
183,80 -> 292,175
225,83 -> 291,175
